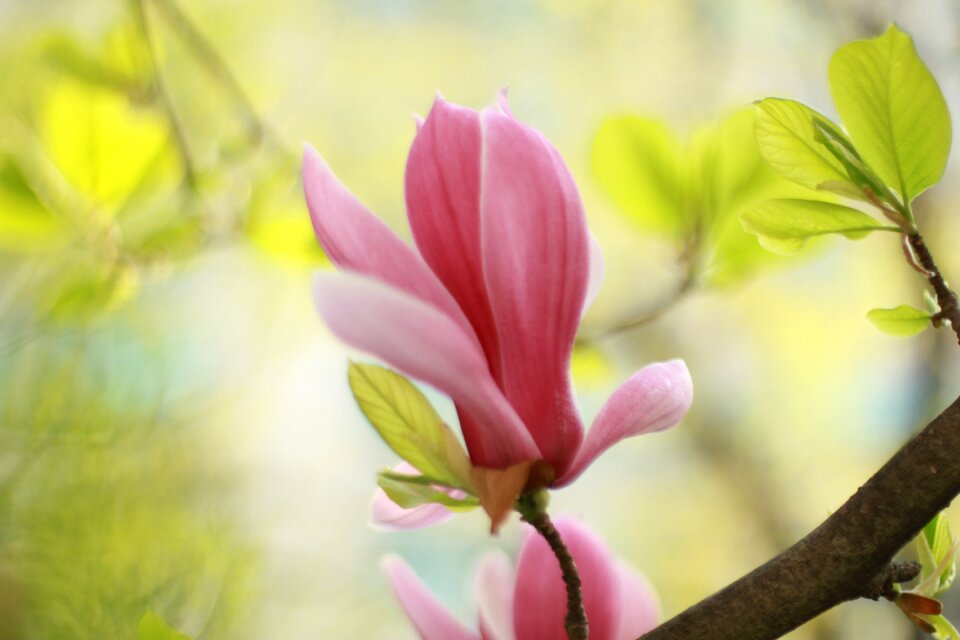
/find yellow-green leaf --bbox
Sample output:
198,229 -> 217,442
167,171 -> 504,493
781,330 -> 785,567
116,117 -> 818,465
42,81 -> 172,212
376,472 -> 478,512
592,115 -> 687,236
866,305 -> 932,337
137,611 -> 192,640
740,199 -> 895,255
829,24 -> 951,203
755,98 -> 859,197
348,363 -> 473,490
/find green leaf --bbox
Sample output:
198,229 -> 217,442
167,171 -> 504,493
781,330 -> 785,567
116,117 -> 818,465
926,614 -> 960,640
829,24 -> 951,203
376,472 -> 478,511
754,99 -> 860,197
348,363 -> 473,491
137,611 -> 192,640
917,513 -> 958,595
867,305 -> 932,337
592,115 -> 687,236
740,199 -> 896,254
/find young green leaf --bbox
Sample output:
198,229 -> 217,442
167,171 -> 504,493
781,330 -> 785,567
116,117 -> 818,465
754,98 -> 860,197
592,115 -> 687,236
348,363 -> 473,491
917,513 -> 958,595
740,199 -> 896,254
927,614 -> 960,640
866,305 -> 932,337
376,472 -> 478,512
829,24 -> 951,204
137,611 -> 192,640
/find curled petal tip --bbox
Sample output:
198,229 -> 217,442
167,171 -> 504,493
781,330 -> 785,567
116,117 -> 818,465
413,113 -> 425,132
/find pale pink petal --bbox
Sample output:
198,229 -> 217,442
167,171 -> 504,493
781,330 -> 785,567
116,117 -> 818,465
405,97 -> 503,375
370,464 -> 455,530
615,563 -> 660,639
479,109 -> 591,476
582,232 -> 606,318
382,555 -> 481,640
371,487 -> 454,529
313,272 -> 540,468
558,360 -> 693,486
475,551 -> 516,640
513,518 -> 622,640
303,144 -> 475,341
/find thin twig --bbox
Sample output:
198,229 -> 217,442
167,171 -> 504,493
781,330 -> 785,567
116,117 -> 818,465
517,493 -> 589,640
131,0 -> 197,189
904,233 -> 960,346
148,0 -> 290,156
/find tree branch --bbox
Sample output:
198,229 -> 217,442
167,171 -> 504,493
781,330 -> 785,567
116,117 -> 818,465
640,394 -> 960,640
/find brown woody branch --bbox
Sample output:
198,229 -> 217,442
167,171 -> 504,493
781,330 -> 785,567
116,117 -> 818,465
640,395 -> 960,640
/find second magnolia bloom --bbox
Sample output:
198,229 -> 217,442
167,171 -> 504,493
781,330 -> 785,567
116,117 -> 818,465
305,93 -> 693,515
384,517 -> 659,640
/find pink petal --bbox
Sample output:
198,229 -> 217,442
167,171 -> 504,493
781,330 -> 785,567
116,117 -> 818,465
313,272 -> 540,468
475,551 -> 516,640
558,360 -> 693,486
370,463 -> 455,530
479,108 -> 591,477
405,97 -> 503,377
371,487 -> 454,529
303,144 -> 475,341
382,555 -> 481,640
513,518 -> 622,640
615,563 -> 660,639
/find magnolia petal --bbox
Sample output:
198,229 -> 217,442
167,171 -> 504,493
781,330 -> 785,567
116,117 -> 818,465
382,555 -> 481,640
405,97 -> 502,373
476,550 -> 516,640
558,360 -> 693,486
313,272 -> 540,468
513,518 -> 623,640
303,144 -> 474,340
370,463 -> 455,530
370,487 -> 454,529
615,563 -> 660,639
479,108 -> 590,476
582,231 -> 606,318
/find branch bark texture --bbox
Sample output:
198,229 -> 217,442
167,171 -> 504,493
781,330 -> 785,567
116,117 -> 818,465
641,395 -> 960,640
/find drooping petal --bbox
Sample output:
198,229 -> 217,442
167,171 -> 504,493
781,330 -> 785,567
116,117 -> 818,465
475,551 -> 516,640
405,97 -> 503,375
582,231 -> 606,318
370,463 -> 455,530
479,108 -> 591,476
313,271 -> 540,468
370,487 -> 454,529
303,144 -> 475,341
382,555 -> 481,640
614,563 -> 660,639
558,360 -> 693,486
513,518 -> 622,640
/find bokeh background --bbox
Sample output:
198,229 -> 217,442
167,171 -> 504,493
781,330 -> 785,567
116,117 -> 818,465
2,0 -> 960,638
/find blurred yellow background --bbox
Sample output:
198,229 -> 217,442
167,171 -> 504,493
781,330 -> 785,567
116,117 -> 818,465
1,1 -> 959,638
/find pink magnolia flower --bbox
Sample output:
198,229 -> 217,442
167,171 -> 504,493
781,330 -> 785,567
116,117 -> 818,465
383,517 -> 660,640
304,94 -> 692,517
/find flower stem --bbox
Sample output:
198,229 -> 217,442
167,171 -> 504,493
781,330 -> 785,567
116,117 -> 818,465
517,491 -> 589,640
905,232 -> 960,347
